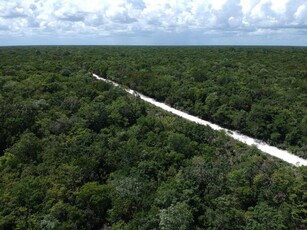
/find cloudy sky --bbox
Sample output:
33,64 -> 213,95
0,0 -> 306,46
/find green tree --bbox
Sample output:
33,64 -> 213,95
245,202 -> 286,230
159,202 -> 193,230
6,132 -> 42,163
76,182 -> 111,229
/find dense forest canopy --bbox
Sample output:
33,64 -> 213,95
0,46 -> 306,229
90,46 -> 307,158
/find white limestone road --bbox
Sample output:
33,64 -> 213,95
93,74 -> 307,167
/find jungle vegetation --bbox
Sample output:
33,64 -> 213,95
0,46 -> 306,229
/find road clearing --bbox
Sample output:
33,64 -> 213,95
93,73 -> 307,167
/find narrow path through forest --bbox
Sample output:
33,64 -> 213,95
93,74 -> 307,167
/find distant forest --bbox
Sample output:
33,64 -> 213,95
0,46 -> 306,229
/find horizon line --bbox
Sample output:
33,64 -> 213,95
1,44 -> 307,48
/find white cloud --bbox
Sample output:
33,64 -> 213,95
295,4 -> 307,21
0,0 -> 306,45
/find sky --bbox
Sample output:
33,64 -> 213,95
0,0 -> 306,46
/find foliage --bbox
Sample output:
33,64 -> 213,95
0,46 -> 306,229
